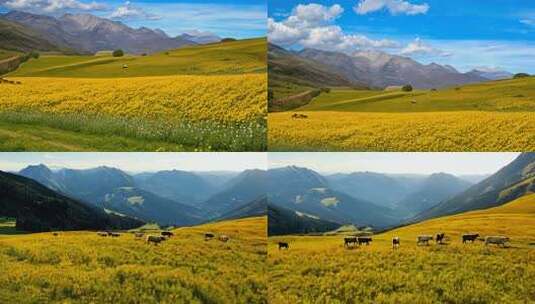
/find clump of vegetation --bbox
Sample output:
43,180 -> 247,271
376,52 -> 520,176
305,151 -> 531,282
112,49 -> 124,57
514,73 -> 530,79
0,217 -> 267,303
401,84 -> 413,92
221,38 -> 237,42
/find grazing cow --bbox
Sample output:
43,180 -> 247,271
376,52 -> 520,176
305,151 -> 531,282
97,232 -> 108,237
462,233 -> 480,243
358,237 -> 373,246
417,235 -> 433,246
205,233 -> 215,241
161,231 -> 174,238
219,235 -> 230,242
147,235 -> 164,245
134,232 -> 144,239
392,237 -> 400,249
278,242 -> 289,250
53,232 -> 59,237
110,232 -> 120,237
344,237 -> 358,248
123,64 -> 128,69
291,113 -> 308,119
485,236 -> 509,247
436,233 -> 446,244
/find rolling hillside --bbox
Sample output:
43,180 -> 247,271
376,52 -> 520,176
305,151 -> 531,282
0,170 -> 143,232
0,217 -> 267,303
268,77 -> 535,151
268,194 -> 535,303
413,153 -> 535,222
0,17 -> 66,53
9,38 -> 266,78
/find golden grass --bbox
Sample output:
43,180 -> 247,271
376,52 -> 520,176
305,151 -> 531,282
0,217 -> 267,304
0,74 -> 266,124
268,111 -> 535,151
268,195 -> 535,303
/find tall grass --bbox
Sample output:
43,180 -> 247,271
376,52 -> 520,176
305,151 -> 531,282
0,111 -> 266,151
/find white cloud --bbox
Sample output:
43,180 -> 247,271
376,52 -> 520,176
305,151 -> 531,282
520,18 -> 535,26
2,0 -> 105,12
354,0 -> 429,15
400,38 -> 451,57
268,3 -> 398,52
110,1 -> 161,20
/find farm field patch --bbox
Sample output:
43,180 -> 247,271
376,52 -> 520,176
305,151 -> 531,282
268,195 -> 535,304
0,217 -> 268,304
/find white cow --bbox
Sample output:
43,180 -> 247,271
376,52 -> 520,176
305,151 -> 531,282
485,236 -> 509,247
417,235 -> 433,246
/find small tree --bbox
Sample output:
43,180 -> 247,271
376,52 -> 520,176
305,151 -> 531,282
401,84 -> 413,92
29,51 -> 40,59
513,73 -> 530,79
112,49 -> 124,57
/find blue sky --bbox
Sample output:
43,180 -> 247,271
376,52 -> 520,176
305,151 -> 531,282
0,153 -> 267,172
269,153 -> 519,175
268,0 -> 535,73
0,0 -> 266,38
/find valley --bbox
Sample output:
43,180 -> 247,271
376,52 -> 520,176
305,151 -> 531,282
267,43 -> 535,152
267,153 -> 535,303
0,216 -> 267,304
0,11 -> 267,152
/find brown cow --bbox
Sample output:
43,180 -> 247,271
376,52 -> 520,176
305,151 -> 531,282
291,113 -> 308,119
147,235 -> 165,245
392,237 -> 400,249
161,231 -> 174,238
219,235 -> 230,242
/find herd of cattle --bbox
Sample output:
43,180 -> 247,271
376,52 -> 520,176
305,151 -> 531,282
93,230 -> 231,245
277,233 -> 511,250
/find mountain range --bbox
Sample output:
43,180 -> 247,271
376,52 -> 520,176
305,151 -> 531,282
15,164 -> 266,228
269,43 -> 512,90
267,153 -> 534,235
1,11 -> 221,54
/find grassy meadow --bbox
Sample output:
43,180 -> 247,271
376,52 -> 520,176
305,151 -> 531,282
0,216 -> 267,303
268,77 -> 535,151
268,194 -> 535,303
0,39 -> 267,151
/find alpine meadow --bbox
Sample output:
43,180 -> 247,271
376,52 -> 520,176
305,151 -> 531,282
267,0 -> 535,151
267,152 -> 535,304
0,3 -> 267,152
0,153 -> 268,303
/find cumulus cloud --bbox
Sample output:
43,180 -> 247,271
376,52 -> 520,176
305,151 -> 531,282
268,3 -> 399,53
354,0 -> 429,15
110,1 -> 160,20
400,38 -> 451,57
2,0 -> 105,13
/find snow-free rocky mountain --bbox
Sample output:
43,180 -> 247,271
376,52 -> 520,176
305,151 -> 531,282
270,43 -> 512,89
17,165 -> 266,227
2,11 -> 221,54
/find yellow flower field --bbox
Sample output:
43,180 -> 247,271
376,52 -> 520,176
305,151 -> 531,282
0,74 -> 267,123
268,111 -> 535,151
0,217 -> 267,303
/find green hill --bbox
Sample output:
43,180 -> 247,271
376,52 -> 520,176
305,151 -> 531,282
296,76 -> 535,113
0,18 -> 66,53
10,38 -> 267,78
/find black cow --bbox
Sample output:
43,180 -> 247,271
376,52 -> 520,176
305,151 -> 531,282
358,237 -> 372,246
161,231 -> 174,238
436,233 -> 446,244
392,237 -> 400,249
278,242 -> 289,250
110,232 -> 120,237
462,233 -> 480,243
205,233 -> 215,241
344,237 -> 358,248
